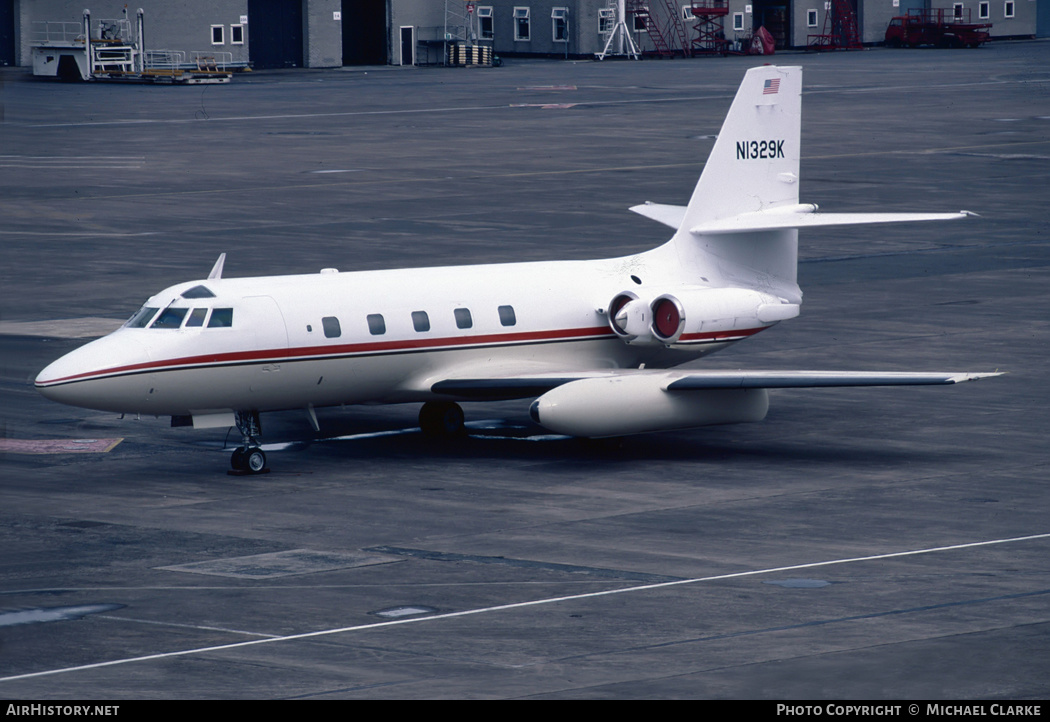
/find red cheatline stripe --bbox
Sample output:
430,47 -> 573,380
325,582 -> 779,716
37,326 -> 619,387
679,326 -> 767,343
37,324 -> 771,388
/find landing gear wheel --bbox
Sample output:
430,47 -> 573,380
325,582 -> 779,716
419,401 -> 466,437
246,448 -> 267,473
230,446 -> 267,474
229,410 -> 268,474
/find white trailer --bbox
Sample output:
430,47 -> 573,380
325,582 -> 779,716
31,9 -> 232,84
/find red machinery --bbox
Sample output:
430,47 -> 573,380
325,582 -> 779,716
885,8 -> 991,48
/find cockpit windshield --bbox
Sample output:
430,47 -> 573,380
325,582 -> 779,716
125,306 -> 159,328
153,307 -> 189,329
124,304 -> 234,330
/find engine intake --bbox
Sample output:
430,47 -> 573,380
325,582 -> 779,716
650,295 -> 686,343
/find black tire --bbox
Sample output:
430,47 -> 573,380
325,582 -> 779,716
231,447 -> 247,470
246,448 -> 267,473
419,401 -> 466,437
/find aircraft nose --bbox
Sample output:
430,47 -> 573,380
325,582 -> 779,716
35,334 -> 152,411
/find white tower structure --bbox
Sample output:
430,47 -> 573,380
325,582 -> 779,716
596,0 -> 640,60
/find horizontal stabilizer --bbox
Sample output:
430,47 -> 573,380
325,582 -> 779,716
691,209 -> 975,235
630,202 -> 687,230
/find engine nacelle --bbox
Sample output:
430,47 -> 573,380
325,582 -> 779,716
607,292 -> 653,344
529,375 -> 769,437
650,287 -> 799,346
607,287 -> 799,348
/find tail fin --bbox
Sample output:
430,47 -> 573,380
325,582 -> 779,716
677,65 -> 803,236
665,65 -> 803,301
634,65 -> 968,300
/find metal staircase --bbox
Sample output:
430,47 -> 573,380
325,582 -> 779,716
808,0 -> 863,50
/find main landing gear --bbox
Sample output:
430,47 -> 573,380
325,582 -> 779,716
419,401 -> 466,437
230,410 -> 268,474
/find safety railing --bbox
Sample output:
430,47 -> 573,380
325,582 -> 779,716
29,21 -> 84,44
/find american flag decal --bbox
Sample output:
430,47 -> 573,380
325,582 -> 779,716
763,78 -> 781,95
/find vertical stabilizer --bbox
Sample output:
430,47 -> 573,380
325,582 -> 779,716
670,66 -> 803,300
677,65 -> 803,235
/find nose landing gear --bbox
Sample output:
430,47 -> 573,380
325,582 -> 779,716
230,410 -> 268,475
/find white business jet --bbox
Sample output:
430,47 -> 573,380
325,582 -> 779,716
35,66 -> 1000,473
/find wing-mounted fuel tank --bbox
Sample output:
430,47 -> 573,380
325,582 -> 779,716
606,287 -> 799,347
530,375 -> 769,437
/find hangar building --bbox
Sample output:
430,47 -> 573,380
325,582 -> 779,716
2,0 -> 1040,70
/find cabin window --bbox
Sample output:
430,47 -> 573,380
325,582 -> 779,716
498,305 -> 516,327
367,314 -> 386,335
412,311 -> 430,332
454,308 -> 473,329
186,308 -> 208,327
126,306 -> 159,328
322,316 -> 341,338
208,308 -> 234,327
153,307 -> 188,329
181,285 -> 215,299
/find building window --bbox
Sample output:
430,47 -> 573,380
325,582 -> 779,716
322,316 -> 341,338
978,1 -> 989,17
633,12 -> 649,32
733,12 -> 744,31
411,311 -> 430,333
211,25 -> 224,45
953,2 -> 964,19
1004,0 -> 1014,17
552,8 -> 568,42
498,305 -> 517,327
454,308 -> 473,329
231,25 -> 244,45
478,7 -> 494,40
367,314 -> 386,335
514,7 -> 530,41
599,7 -> 614,34
807,9 -> 818,26
682,4 -> 694,21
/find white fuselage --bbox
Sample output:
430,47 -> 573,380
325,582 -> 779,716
34,244 -> 775,418
35,65 -> 991,453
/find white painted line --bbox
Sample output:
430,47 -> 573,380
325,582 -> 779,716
97,615 -> 282,639
1,532 -> 1047,684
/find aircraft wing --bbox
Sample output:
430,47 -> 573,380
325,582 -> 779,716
662,370 -> 1002,389
431,369 -> 1003,400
